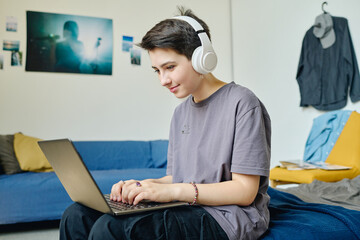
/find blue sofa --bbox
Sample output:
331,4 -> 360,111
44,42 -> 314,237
0,140 -> 169,225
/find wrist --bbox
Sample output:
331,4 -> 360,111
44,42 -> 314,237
171,183 -> 183,202
172,183 -> 199,204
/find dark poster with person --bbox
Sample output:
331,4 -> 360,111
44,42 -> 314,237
26,11 -> 113,75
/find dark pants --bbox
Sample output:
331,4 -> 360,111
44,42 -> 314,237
60,203 -> 229,240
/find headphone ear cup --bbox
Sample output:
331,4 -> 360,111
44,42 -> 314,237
192,46 -> 218,75
192,46 -> 207,74
203,51 -> 217,73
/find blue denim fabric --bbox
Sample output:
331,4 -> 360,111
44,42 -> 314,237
303,110 -> 352,164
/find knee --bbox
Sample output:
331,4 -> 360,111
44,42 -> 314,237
61,203 -> 87,222
60,203 -> 102,240
60,203 -> 88,239
61,202 -> 103,225
61,203 -> 90,219
89,215 -> 125,240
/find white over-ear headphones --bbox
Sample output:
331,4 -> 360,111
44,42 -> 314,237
173,16 -> 217,75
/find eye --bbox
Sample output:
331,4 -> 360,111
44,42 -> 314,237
167,65 -> 175,70
153,68 -> 160,74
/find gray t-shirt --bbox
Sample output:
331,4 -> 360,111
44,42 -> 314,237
167,82 -> 271,240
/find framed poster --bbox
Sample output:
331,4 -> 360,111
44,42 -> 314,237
26,11 -> 113,75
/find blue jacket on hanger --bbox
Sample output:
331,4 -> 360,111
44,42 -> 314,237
296,16 -> 360,110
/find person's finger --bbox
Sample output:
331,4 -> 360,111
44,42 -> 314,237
110,180 -> 124,201
127,187 -> 143,205
133,191 -> 148,206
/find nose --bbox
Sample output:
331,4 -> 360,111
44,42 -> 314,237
159,72 -> 171,87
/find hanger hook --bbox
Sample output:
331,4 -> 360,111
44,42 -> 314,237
322,2 -> 328,14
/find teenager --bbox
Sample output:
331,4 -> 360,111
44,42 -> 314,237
60,7 -> 271,240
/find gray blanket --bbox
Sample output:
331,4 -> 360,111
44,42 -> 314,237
279,175 -> 360,211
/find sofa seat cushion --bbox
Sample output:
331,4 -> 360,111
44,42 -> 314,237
0,171 -> 70,224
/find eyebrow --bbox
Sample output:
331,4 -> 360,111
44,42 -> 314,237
152,61 -> 176,69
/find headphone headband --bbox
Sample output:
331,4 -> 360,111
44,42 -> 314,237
172,16 -> 217,74
173,16 -> 204,32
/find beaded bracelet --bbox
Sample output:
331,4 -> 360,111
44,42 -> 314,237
189,182 -> 198,205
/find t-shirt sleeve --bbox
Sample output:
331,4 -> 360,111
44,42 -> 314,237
231,106 -> 270,177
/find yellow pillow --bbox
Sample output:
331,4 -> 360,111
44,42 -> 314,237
14,133 -> 53,172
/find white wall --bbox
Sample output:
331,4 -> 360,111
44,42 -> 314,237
3,0 -> 359,168
232,0 -> 360,168
0,0 -> 232,141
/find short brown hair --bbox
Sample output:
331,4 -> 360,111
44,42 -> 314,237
139,6 -> 211,60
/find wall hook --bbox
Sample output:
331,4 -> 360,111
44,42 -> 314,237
322,2 -> 328,14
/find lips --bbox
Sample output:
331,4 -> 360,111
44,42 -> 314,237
169,85 -> 180,93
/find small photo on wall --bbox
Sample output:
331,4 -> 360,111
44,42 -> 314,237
130,48 -> 141,66
6,16 -> 18,32
3,40 -> 20,51
0,55 -> 4,70
26,11 -> 113,75
122,35 -> 133,52
11,51 -> 22,66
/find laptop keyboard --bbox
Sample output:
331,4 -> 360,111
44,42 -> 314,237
104,194 -> 160,211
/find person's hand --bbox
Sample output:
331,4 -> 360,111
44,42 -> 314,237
126,181 -> 176,205
110,180 -> 175,205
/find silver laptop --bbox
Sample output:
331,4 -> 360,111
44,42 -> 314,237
38,139 -> 187,215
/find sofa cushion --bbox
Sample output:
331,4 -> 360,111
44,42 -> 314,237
13,133 -> 53,172
0,134 -> 22,174
150,140 -> 168,168
73,141 -> 154,170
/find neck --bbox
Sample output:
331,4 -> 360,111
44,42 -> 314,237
192,73 -> 227,103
